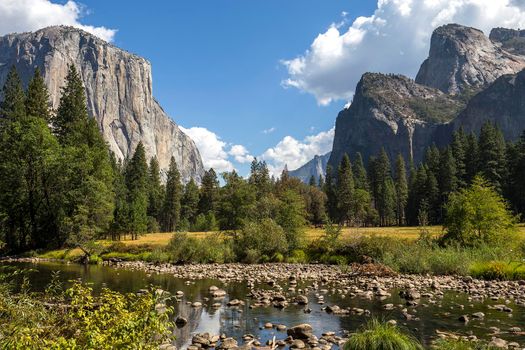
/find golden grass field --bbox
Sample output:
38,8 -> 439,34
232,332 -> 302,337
104,224 -> 525,248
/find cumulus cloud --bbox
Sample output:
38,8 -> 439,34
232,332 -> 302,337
282,0 -> 525,105
229,144 -> 254,164
0,0 -> 116,42
180,126 -> 235,173
261,128 -> 334,176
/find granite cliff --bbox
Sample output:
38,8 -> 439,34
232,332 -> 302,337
0,26 -> 204,182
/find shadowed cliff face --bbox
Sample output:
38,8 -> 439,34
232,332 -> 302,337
328,73 -> 463,168
0,26 -> 204,182
415,24 -> 525,95
453,70 -> 525,140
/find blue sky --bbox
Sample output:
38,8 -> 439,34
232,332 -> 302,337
77,0 -> 376,175
2,0 -> 525,176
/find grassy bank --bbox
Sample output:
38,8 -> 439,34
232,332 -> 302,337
32,224 -> 525,281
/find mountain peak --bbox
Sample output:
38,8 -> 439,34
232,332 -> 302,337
415,23 -> 525,94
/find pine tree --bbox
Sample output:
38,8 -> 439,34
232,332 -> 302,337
478,122 -> 507,192
353,152 -> 368,190
451,128 -> 467,188
370,149 -> 396,226
181,178 -> 199,228
26,68 -> 50,121
125,142 -> 149,239
53,64 -> 114,256
199,168 -> 219,215
323,165 -> 338,222
337,154 -> 355,225
147,157 -> 164,229
110,155 -> 129,240
249,158 -> 271,198
53,65 -> 90,144
438,147 -> 457,221
308,175 -> 316,187
0,66 -> 26,120
465,133 -> 479,183
507,131 -> 525,217
394,154 -> 408,226
162,156 -> 182,232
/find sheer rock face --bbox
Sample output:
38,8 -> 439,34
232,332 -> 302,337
453,70 -> 525,141
328,73 -> 463,168
289,152 -> 330,184
415,24 -> 525,95
0,26 -> 204,182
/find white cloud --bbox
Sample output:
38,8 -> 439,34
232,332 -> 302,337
261,128 -> 334,176
229,144 -> 254,164
262,127 -> 276,134
0,0 -> 116,42
180,126 -> 235,173
282,0 -> 525,105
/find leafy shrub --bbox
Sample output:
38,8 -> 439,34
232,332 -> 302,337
443,177 -> 518,247
0,276 -> 174,349
287,249 -> 308,263
344,319 -> 423,350
165,232 -> 233,263
233,219 -> 288,263
434,339 -> 499,350
191,212 -> 219,232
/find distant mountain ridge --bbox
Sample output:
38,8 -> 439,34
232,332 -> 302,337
0,26 -> 204,182
289,152 -> 330,184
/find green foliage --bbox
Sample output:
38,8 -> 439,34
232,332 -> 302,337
161,156 -> 182,232
434,339 -> 499,350
165,232 -> 233,263
337,153 -> 355,224
344,319 -> 423,350
234,218 -> 288,263
443,176 -> 517,247
0,274 -> 174,349
125,142 -> 149,238
469,261 -> 525,281
26,68 -> 51,121
0,65 -> 26,120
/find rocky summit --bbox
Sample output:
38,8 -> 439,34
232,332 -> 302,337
415,23 -> 525,95
0,26 -> 204,182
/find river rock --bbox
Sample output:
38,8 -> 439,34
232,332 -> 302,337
218,338 -> 238,349
287,324 -> 314,340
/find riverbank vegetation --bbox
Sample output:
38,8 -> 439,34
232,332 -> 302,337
0,266 -> 174,349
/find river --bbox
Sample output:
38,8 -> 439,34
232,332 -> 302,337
3,261 -> 525,349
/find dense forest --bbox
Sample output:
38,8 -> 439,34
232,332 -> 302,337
0,65 -> 524,255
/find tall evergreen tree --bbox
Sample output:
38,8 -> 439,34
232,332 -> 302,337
337,154 -> 355,225
478,122 -> 507,192
147,157 -> 164,229
110,155 -> 128,240
370,149 -> 396,226
181,178 -> 200,227
438,147 -> 458,220
54,65 -> 114,255
394,154 -> 408,226
162,156 -> 182,232
125,142 -> 149,239
26,68 -> 50,121
0,66 -> 26,120
248,158 -> 271,198
323,165 -> 338,222
507,131 -> 525,217
465,133 -> 479,183
451,128 -> 467,188
199,168 -> 219,215
353,152 -> 368,190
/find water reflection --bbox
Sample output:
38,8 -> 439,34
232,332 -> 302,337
3,261 -> 525,348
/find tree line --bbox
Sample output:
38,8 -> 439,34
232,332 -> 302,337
324,123 -> 525,227
1,64 -> 525,255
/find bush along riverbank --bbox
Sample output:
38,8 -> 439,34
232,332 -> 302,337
12,177 -> 521,281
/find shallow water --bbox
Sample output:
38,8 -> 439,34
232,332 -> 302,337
3,261 -> 525,348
